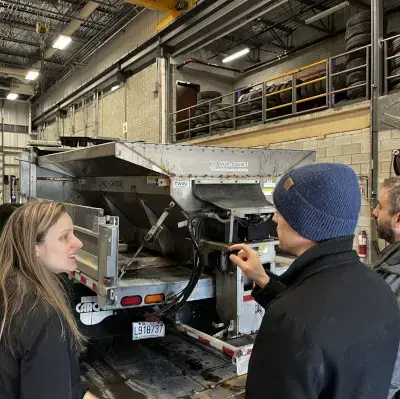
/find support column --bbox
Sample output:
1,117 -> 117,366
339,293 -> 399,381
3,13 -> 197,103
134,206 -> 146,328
370,0 -> 383,264
159,54 -> 171,144
371,0 -> 383,205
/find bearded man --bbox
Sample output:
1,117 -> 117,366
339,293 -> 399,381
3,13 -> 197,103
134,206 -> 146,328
373,177 -> 400,399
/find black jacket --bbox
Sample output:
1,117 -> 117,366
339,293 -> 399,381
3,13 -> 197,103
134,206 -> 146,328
247,236 -> 400,399
373,242 -> 400,398
0,304 -> 85,399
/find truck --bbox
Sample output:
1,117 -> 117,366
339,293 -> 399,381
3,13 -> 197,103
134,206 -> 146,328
19,141 -> 314,397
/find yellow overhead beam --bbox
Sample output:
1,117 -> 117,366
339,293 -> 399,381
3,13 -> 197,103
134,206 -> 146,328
123,0 -> 181,17
123,0 -> 198,30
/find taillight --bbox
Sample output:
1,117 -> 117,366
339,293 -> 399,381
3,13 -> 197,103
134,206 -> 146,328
80,275 -> 87,285
145,294 -> 165,304
121,296 -> 142,307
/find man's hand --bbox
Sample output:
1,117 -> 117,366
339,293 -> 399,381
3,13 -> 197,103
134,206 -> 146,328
229,243 -> 270,288
83,392 -> 98,399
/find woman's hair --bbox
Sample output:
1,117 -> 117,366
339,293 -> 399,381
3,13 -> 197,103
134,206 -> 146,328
0,201 -> 84,353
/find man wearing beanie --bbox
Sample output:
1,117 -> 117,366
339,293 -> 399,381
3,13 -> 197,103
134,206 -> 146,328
229,163 -> 400,399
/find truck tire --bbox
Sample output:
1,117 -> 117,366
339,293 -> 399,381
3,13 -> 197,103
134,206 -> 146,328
236,103 -> 252,113
248,90 -> 262,101
212,120 -> 233,129
238,93 -> 250,103
391,67 -> 400,86
211,103 -> 233,120
346,57 -> 366,71
391,54 -> 400,70
393,37 -> 400,55
347,81 -> 366,99
280,81 -> 292,104
195,114 -> 209,125
347,71 -> 366,87
346,11 -> 370,30
197,91 -> 221,101
392,81 -> 400,91
345,22 -> 370,42
345,33 -> 371,52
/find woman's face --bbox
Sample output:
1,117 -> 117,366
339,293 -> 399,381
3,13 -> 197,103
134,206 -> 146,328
36,212 -> 83,273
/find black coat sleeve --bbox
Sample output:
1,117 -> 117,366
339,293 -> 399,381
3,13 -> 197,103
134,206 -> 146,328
20,313 -> 82,399
252,278 -> 287,308
246,313 -> 326,398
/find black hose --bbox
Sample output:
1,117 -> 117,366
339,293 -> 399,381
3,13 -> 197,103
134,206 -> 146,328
153,215 -> 205,316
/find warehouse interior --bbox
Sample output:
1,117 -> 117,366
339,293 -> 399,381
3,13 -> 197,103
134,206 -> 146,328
1,0 -> 400,395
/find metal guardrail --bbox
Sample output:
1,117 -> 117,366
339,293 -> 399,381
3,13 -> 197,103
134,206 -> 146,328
382,33 -> 400,95
171,44 -> 372,142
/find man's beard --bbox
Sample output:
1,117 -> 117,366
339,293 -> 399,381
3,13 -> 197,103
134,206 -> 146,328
376,219 -> 395,244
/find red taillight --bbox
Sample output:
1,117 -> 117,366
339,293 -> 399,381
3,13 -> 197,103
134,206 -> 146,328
92,283 -> 97,292
80,275 -> 87,285
103,277 -> 111,286
198,336 -> 210,345
223,346 -> 235,357
121,296 -> 142,307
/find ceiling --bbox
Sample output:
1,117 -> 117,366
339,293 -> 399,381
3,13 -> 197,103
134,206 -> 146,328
203,0 -> 371,63
0,0 -> 144,100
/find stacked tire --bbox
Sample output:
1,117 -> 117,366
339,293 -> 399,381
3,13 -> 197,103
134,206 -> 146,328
210,103 -> 233,132
193,91 -> 222,136
345,11 -> 371,100
389,33 -> 400,91
236,90 -> 262,127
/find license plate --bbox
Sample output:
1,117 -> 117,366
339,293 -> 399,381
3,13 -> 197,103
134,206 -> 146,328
132,321 -> 165,340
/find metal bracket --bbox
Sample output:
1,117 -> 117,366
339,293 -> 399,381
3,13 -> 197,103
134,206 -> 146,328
119,201 -> 176,278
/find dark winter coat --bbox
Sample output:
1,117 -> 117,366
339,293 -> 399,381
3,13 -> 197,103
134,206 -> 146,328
247,236 -> 400,399
374,241 -> 400,399
0,303 -> 87,399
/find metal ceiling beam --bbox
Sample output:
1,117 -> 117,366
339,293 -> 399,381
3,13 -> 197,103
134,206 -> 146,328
296,0 -> 327,11
349,0 -> 370,9
0,49 -> 64,66
3,0 -> 105,29
171,0 -> 290,57
0,20 -> 88,42
0,34 -> 40,47
213,1 -> 330,57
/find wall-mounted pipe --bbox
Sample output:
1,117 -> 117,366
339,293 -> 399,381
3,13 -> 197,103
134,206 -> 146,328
176,58 -> 241,72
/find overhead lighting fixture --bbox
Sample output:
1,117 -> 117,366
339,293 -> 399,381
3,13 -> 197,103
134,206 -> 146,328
7,93 -> 18,100
222,48 -> 250,63
25,70 -> 39,81
305,1 -> 350,25
52,34 -> 72,50
111,85 -> 120,92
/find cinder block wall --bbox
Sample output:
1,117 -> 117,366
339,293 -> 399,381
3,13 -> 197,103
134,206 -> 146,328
126,63 -> 160,142
47,62 -> 161,142
268,128 -> 372,254
1,101 -> 30,203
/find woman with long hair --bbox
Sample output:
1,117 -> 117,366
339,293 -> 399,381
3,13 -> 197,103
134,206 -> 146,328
0,201 -> 96,399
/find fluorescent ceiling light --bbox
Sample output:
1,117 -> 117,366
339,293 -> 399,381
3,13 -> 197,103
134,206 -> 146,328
222,48 -> 250,63
111,85 -> 120,91
25,70 -> 39,81
52,35 -> 72,50
7,93 -> 18,100
305,1 -> 350,25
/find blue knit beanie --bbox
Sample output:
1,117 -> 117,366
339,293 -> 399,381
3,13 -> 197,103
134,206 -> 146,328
273,163 -> 361,242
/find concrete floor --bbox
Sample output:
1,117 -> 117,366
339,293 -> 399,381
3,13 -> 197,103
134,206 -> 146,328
82,332 -> 246,399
